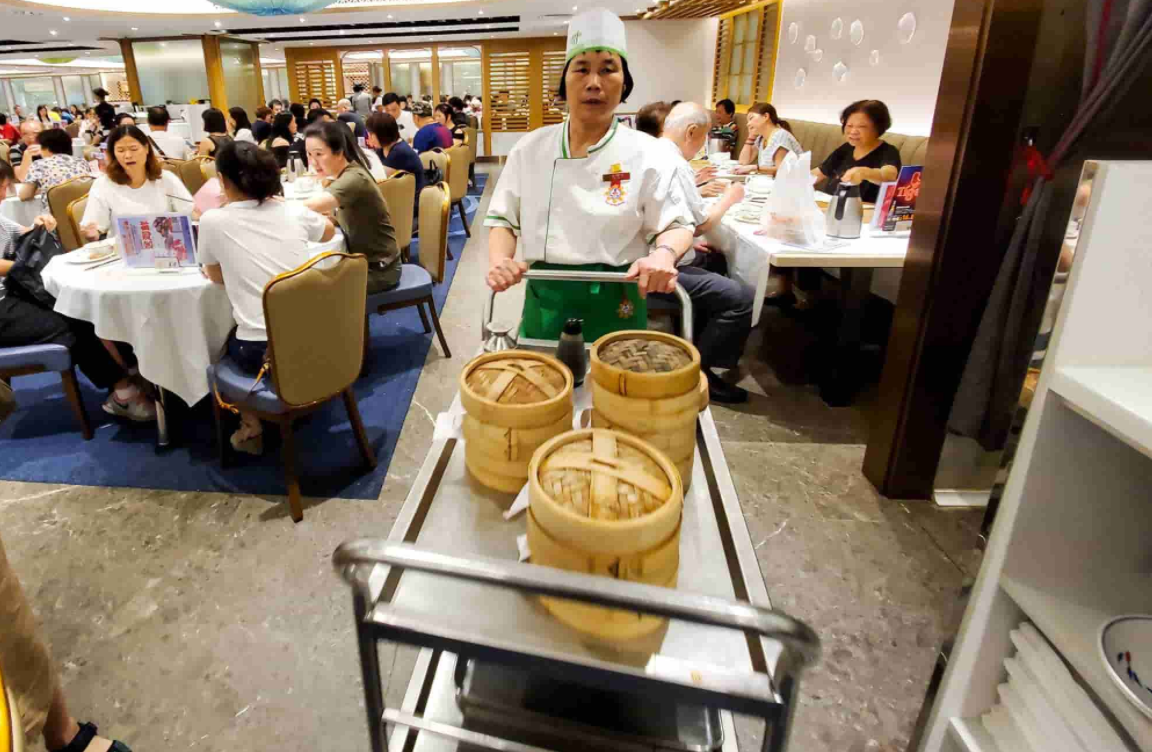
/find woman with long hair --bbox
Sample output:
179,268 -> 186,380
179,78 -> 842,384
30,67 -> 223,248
260,111 -> 306,168
198,141 -> 335,454
197,107 -> 233,156
35,105 -> 52,126
80,125 -> 195,240
736,103 -> 801,176
229,106 -> 255,144
303,121 -> 400,293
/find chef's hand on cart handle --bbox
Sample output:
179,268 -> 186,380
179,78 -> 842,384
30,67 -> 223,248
487,258 -> 529,292
626,249 -> 678,298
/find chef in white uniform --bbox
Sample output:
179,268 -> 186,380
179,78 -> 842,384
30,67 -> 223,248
484,7 -> 697,342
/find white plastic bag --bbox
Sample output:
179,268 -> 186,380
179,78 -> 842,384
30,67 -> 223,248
760,151 -> 826,248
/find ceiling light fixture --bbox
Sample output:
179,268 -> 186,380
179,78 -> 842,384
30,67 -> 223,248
63,16 -> 70,21
478,8 -> 484,13
387,13 -> 392,18
131,26 -> 139,31
49,29 -> 58,35
214,20 -> 222,26
299,16 -> 305,22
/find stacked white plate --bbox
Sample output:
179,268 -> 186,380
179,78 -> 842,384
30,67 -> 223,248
980,622 -> 1129,752
732,202 -> 762,224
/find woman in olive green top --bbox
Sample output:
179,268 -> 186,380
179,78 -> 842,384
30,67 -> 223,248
303,121 -> 401,293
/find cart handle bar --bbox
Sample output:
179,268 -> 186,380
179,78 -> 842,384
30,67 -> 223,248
483,269 -> 694,345
333,540 -> 820,669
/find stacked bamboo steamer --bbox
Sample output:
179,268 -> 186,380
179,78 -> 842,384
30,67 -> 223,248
460,351 -> 574,493
589,331 -> 706,489
527,428 -> 683,640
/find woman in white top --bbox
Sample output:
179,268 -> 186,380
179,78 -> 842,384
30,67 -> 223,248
229,107 -> 257,145
198,140 -> 335,454
80,125 -> 195,240
736,103 -> 802,176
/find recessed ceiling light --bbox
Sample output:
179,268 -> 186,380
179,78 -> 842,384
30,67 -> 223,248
63,16 -> 70,21
478,9 -> 484,13
131,27 -> 139,31
49,29 -> 57,35
160,41 -> 167,46
214,20 -> 221,27
387,13 -> 392,18
309,42 -> 314,45
339,29 -> 345,34
299,16 -> 305,22
573,4 -> 578,9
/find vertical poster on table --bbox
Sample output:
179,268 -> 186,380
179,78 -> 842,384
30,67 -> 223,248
873,166 -> 923,233
115,214 -> 198,269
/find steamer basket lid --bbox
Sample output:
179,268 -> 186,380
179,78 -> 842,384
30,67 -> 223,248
536,431 -> 673,521
465,354 -> 569,406
598,337 -> 692,373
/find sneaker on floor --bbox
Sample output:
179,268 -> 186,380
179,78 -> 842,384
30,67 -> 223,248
102,392 -> 157,422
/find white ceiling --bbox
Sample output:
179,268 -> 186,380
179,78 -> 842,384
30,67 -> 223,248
0,0 -> 652,64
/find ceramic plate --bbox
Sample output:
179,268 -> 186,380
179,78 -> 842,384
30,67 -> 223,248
68,241 -> 118,264
1099,614 -> 1152,719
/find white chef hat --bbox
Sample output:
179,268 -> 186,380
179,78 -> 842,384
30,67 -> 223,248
566,7 -> 628,62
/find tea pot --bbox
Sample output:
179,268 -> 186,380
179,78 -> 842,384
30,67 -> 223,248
825,182 -> 863,239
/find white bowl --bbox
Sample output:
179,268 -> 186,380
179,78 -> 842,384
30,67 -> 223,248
1099,614 -> 1152,719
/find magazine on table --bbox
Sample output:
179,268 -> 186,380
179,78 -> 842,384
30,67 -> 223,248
114,214 -> 197,270
874,166 -> 923,233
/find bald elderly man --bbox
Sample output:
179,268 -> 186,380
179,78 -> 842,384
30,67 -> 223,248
648,101 -> 755,404
12,120 -> 43,179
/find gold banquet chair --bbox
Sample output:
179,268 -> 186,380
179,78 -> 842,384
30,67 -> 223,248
376,171 -> 415,263
417,148 -> 454,259
1,660 -> 26,752
46,176 -> 94,251
444,143 -> 472,237
66,196 -> 90,251
176,157 -> 211,196
207,253 -> 377,523
364,181 -> 451,360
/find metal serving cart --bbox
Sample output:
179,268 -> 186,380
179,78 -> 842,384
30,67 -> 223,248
333,271 -> 820,752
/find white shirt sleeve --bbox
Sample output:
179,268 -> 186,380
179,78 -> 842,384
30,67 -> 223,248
195,210 -> 221,266
641,162 -> 696,245
163,171 -> 195,211
289,203 -> 328,243
675,162 -> 708,227
484,142 -> 522,235
235,129 -> 256,144
80,176 -> 113,233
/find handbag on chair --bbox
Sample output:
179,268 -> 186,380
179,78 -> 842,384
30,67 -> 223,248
5,226 -> 65,310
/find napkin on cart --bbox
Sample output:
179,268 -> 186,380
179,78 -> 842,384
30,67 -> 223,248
433,403 -> 466,441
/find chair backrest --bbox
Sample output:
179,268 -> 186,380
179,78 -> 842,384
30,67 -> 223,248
464,126 -> 478,164
65,122 -> 81,139
200,157 -> 217,182
47,176 -> 94,251
418,181 -> 451,284
377,171 -> 415,252
161,159 -> 181,177
444,144 -> 469,202
0,142 -> 9,165
177,157 -> 208,195
67,196 -> 88,249
419,148 -> 449,177
264,252 -> 368,407
785,118 -> 931,173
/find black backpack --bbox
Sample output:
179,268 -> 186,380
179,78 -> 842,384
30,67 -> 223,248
5,225 -> 66,310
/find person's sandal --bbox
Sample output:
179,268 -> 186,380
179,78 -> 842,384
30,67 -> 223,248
49,722 -> 132,752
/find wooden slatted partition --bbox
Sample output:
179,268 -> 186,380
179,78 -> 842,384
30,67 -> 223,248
711,16 -> 733,105
541,49 -> 568,126
487,50 -> 532,133
754,2 -> 780,102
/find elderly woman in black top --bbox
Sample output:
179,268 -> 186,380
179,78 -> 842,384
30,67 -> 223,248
811,99 -> 901,203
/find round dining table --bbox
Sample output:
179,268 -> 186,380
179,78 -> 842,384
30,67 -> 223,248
40,231 -> 347,445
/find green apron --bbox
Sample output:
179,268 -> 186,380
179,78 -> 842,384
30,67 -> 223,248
520,262 -> 647,342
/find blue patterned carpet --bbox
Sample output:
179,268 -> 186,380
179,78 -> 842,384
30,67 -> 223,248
0,176 -> 485,500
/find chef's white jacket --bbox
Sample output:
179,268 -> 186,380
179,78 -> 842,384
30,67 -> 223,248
484,119 -> 696,267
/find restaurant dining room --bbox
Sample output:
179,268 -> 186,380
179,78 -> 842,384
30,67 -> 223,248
1,0 -> 1150,750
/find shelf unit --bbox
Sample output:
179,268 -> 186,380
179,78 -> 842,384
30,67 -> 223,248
917,161 -> 1152,752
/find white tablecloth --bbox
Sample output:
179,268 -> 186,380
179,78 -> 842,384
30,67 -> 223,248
706,210 -> 910,323
1,195 -> 43,228
40,233 -> 345,405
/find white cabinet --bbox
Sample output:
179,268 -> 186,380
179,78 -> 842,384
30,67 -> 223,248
917,161 -> 1152,752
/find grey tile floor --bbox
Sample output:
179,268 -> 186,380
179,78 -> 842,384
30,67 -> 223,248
1,166 -> 982,752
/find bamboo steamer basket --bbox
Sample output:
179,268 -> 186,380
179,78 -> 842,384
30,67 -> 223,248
527,429 -> 683,640
460,350 -> 574,493
588,331 -> 704,489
